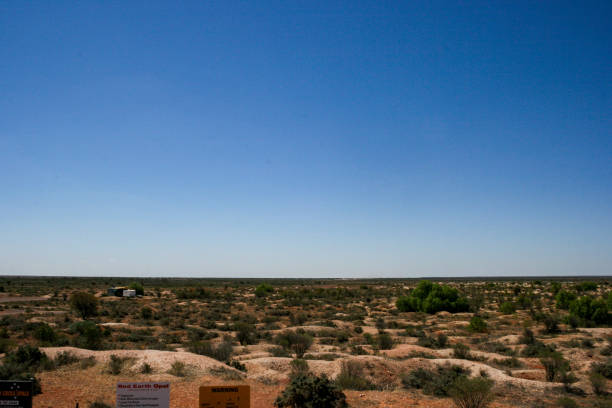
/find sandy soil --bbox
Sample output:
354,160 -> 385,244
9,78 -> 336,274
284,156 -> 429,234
0,296 -> 49,303
34,347 -> 565,408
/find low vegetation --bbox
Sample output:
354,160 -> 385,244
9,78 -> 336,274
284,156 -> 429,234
396,281 -> 470,314
274,373 -> 347,408
0,276 -> 609,407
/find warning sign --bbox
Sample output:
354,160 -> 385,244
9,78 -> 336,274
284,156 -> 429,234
199,385 -> 250,408
0,381 -> 33,408
116,382 -> 169,408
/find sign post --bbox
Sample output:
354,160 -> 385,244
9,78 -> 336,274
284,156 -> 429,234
199,385 -> 250,408
0,381 -> 33,408
116,382 -> 170,408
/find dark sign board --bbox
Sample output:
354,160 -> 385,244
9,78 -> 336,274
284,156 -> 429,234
199,385 -> 250,408
0,381 -> 33,408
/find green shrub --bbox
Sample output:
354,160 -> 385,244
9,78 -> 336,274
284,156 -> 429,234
376,333 -> 393,350
304,353 -> 339,361
229,360 -> 246,372
499,302 -> 515,315
89,402 -> 113,408
449,376 -> 494,408
255,284 -> 274,298
540,351 -> 568,382
401,363 -> 469,396
522,341 -> 554,357
335,361 -> 375,390
569,296 -> 609,326
168,361 -> 186,377
174,287 -> 211,300
468,316 -> 488,333
453,343 -> 471,359
4,345 -> 52,371
275,330 -> 313,358
290,313 -> 308,326
189,340 -> 233,362
519,327 -> 536,345
556,290 -> 577,310
32,323 -> 57,344
140,307 -> 153,320
54,351 -> 79,367
290,359 -> 309,378
269,346 -> 291,357
590,372 -> 607,395
71,321 -> 104,350
556,397 -> 578,408
0,345 -> 49,395
234,322 -> 257,345
542,314 -> 560,334
70,292 -> 98,318
350,345 -> 368,355
80,356 -> 96,369
566,314 -> 580,329
417,333 -> 448,349
576,281 -> 598,292
187,327 -> 217,342
492,357 -> 522,368
141,363 -> 153,374
129,282 -> 144,296
396,281 -> 469,314
592,358 -> 612,379
0,338 -> 13,354
479,342 -> 513,356
108,354 -> 124,375
551,282 -> 562,296
274,374 -> 348,408
517,293 -> 532,309
558,369 -> 578,392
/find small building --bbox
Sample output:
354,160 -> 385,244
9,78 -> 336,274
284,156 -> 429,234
122,289 -> 136,297
107,287 -> 127,297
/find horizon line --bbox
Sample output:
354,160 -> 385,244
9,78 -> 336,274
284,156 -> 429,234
0,274 -> 610,280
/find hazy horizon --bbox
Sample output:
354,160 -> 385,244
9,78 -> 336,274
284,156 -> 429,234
1,2 -> 611,278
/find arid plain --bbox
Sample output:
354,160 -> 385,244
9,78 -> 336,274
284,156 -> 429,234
0,277 -> 610,408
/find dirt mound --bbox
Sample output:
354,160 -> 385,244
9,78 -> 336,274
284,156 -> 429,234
268,325 -> 343,334
42,347 -> 242,375
242,354 -> 406,387
512,369 -> 546,381
427,358 -> 555,391
242,357 -> 343,383
578,328 -> 612,336
379,344 -> 446,358
497,334 -> 521,345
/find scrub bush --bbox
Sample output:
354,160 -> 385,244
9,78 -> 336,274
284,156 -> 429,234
569,296 -> 609,326
70,292 -> 98,318
274,374 -> 347,408
401,364 -> 469,396
275,330 -> 313,358
468,316 -> 488,333
396,281 -> 469,314
449,376 -> 494,408
499,302 -> 516,315
335,361 -> 375,390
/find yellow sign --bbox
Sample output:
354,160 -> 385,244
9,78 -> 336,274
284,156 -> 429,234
199,385 -> 250,408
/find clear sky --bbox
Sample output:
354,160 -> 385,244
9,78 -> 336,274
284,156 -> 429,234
1,1 -> 611,278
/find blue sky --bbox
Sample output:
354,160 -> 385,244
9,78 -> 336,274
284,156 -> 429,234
1,1 -> 611,277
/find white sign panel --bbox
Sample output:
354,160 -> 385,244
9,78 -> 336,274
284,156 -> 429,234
117,382 -> 170,408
